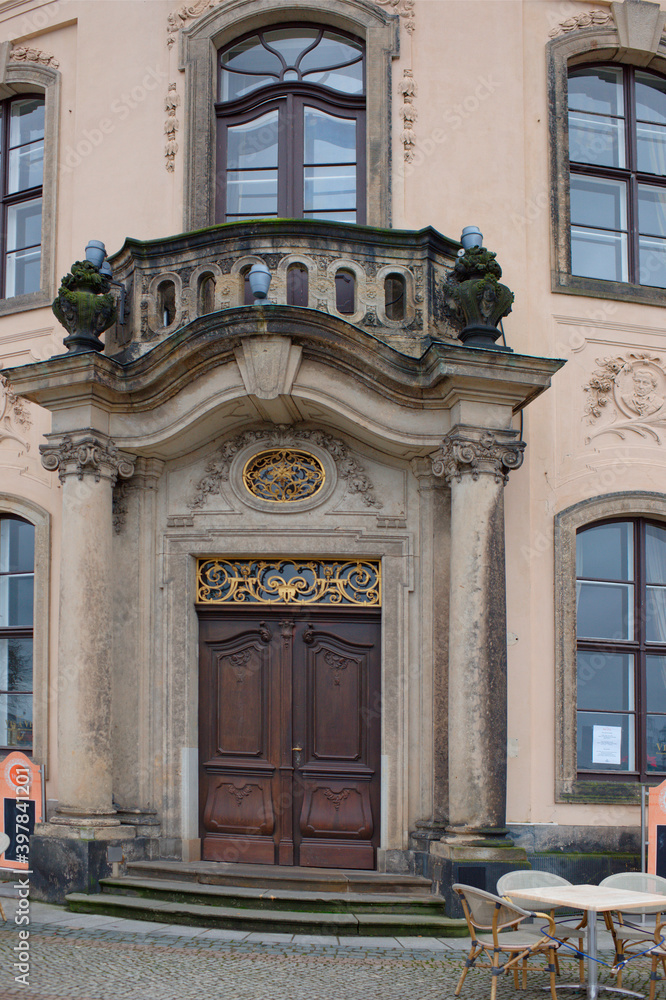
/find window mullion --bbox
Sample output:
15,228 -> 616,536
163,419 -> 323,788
626,69 -> 641,284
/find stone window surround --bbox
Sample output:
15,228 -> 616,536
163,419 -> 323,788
0,52 -> 60,317
178,0 -> 398,232
555,491 -> 666,804
0,495 -> 50,772
548,19 -> 666,306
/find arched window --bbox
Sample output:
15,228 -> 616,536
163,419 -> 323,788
0,516 -> 34,751
576,518 -> 666,780
215,25 -> 365,224
569,66 -> 666,288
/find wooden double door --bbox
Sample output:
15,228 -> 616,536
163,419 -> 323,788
198,610 -> 381,868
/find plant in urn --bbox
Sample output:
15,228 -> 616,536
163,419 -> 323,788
443,245 -> 514,351
52,260 -> 117,354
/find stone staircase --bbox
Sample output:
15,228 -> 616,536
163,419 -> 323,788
66,861 -> 468,937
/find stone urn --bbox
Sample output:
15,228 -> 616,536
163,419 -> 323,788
52,260 -> 117,354
443,246 -> 514,351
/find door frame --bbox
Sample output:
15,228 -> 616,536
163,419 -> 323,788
197,605 -> 381,867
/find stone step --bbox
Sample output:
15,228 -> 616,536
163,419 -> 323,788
66,891 -> 468,937
125,861 -> 434,896
98,876 -> 449,915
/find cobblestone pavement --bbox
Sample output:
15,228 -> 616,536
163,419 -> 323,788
0,886 -> 663,1000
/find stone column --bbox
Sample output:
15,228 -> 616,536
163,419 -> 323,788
40,431 -> 135,823
432,425 -> 524,839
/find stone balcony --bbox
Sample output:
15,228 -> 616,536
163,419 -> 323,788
104,219 -> 462,361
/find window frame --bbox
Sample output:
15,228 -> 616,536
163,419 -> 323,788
0,60 -> 59,316
575,516 -> 666,782
215,78 -> 366,223
179,0 -> 397,231
0,496 -> 49,770
0,515 -> 34,753
548,21 -> 666,305
555,493 -> 666,804
0,94 -> 45,300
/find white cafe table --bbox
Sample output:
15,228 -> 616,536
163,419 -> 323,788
508,884 -> 666,1000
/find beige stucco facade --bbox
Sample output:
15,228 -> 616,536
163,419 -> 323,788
0,0 -> 662,899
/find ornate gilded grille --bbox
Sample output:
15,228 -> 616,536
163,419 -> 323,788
196,558 -> 381,607
242,449 -> 325,503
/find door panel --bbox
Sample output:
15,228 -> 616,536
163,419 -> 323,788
199,611 -> 380,868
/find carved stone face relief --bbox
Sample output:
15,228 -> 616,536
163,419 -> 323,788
584,353 -> 666,443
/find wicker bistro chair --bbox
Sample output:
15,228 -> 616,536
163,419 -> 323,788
497,870 -> 586,982
453,884 -> 560,1000
599,873 -> 666,988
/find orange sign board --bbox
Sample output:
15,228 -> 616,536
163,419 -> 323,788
0,752 -> 42,870
648,779 -> 666,876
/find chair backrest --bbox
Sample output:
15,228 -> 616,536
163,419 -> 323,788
496,870 -> 572,913
600,872 -> 666,915
453,883 -> 530,932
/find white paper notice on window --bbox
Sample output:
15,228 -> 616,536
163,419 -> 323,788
592,725 -> 622,765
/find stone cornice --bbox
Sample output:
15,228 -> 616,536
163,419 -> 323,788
2,311 -> 564,418
431,427 -> 525,486
40,432 -> 135,484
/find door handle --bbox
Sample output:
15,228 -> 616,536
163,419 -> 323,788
292,746 -> 303,752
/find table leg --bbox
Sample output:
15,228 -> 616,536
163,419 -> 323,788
588,910 -> 598,1000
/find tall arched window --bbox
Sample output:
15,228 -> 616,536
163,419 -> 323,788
215,25 -> 365,224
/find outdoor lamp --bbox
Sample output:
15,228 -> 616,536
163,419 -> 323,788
460,226 -> 483,250
85,240 -> 106,269
248,262 -> 271,302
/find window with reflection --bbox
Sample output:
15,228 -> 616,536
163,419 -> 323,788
576,519 -> 666,779
568,66 -> 666,287
0,517 -> 34,751
216,26 -> 365,223
0,96 -> 44,298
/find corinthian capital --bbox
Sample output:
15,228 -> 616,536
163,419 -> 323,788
40,432 -> 135,484
431,427 -> 525,486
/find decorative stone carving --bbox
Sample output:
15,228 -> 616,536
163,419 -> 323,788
113,458 -> 164,533
0,375 -> 31,451
40,432 -> 135,484
442,246 -> 514,350
164,83 -> 180,172
10,45 -> 60,68
188,426 -> 383,510
376,0 -> 415,33
431,429 -> 525,485
166,0 -> 217,46
584,352 -> 666,443
52,261 -> 117,354
398,69 -> 417,162
548,9 -> 613,38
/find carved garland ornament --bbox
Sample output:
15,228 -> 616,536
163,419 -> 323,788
188,426 -> 382,510
398,69 -> 417,163
548,9 -> 613,38
10,45 -> 59,68
164,83 -> 180,172
431,431 -> 525,485
584,352 -> 666,444
0,375 -> 31,452
40,433 -> 135,484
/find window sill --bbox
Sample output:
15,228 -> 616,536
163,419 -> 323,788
558,779 -> 647,805
552,269 -> 666,307
0,288 -> 52,318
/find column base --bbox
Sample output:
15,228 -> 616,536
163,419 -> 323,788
29,822 -> 144,903
426,834 -> 528,919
